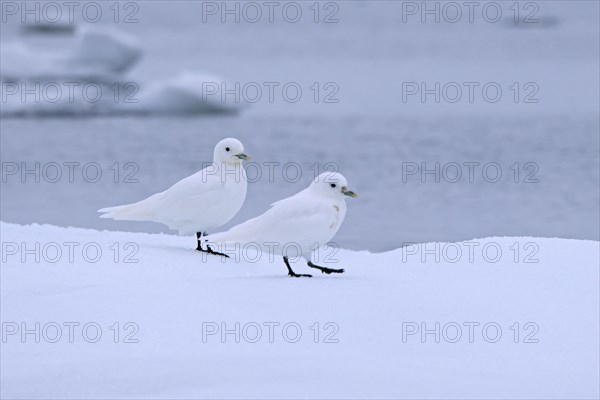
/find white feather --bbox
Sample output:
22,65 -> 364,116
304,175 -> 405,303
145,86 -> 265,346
208,172 -> 355,261
98,138 -> 249,235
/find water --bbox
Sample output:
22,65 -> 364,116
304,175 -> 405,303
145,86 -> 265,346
1,1 -> 598,251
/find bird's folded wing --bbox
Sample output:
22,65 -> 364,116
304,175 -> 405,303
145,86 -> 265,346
162,169 -> 225,199
151,171 -> 227,218
210,193 -> 327,244
98,166 -> 232,222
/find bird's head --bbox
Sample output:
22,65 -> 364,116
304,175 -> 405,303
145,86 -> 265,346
213,138 -> 251,165
310,172 -> 358,199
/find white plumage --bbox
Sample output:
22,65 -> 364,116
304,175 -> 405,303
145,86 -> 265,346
207,172 -> 357,277
99,138 -> 250,250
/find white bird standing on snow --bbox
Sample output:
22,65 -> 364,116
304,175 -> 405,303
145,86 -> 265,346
206,172 -> 358,277
98,138 -> 250,255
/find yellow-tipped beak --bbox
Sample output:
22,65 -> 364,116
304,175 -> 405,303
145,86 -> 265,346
343,190 -> 358,198
236,153 -> 251,161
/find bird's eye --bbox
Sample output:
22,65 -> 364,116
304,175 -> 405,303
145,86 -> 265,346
330,183 -> 336,188
225,147 -> 230,152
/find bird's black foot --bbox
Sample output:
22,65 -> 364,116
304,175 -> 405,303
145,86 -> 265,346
307,261 -> 344,274
195,232 -> 229,258
283,257 -> 312,278
288,271 -> 313,278
205,245 -> 230,258
196,245 -> 230,258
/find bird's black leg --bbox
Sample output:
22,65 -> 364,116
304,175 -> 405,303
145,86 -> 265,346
307,261 -> 344,275
195,232 -> 203,251
196,232 -> 229,258
283,256 -> 312,278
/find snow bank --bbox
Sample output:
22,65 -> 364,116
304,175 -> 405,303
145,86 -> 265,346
1,222 -> 598,399
1,72 -> 243,117
1,27 -> 243,117
1,27 -> 141,82
132,71 -> 244,115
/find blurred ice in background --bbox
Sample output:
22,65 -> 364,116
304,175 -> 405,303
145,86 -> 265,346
1,0 -> 598,251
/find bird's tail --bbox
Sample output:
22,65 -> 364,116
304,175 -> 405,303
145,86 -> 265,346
98,201 -> 154,221
204,215 -> 260,246
99,191 -> 165,221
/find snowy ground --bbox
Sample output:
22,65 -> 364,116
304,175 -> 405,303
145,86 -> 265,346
1,222 -> 598,399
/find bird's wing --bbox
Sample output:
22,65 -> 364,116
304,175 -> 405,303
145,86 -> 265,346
98,166 -> 225,220
160,169 -> 223,201
147,167 -> 231,219
209,190 -> 334,246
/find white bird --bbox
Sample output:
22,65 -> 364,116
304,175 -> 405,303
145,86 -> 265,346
98,138 -> 250,255
206,172 -> 358,277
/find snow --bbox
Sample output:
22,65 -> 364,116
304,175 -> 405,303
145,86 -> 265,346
1,28 -> 242,116
0,27 -> 141,81
134,71 -> 244,115
1,222 -> 598,399
1,72 -> 242,117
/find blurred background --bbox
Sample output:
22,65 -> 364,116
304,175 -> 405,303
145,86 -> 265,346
1,0 -> 598,251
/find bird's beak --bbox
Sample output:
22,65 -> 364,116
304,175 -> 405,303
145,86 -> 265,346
343,189 -> 358,198
235,153 -> 251,161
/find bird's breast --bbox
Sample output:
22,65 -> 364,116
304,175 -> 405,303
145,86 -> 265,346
330,204 -> 341,229
222,172 -> 247,204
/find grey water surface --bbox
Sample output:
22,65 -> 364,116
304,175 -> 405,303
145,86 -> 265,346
1,1 -> 598,251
